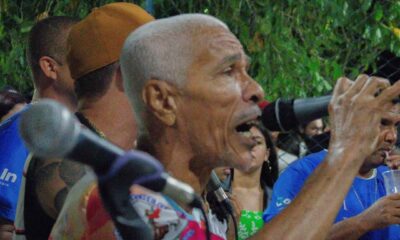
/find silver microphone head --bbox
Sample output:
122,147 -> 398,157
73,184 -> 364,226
19,99 -> 81,158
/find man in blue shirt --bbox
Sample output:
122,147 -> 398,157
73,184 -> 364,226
264,108 -> 400,239
0,109 -> 29,223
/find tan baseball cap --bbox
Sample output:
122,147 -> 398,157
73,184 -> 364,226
67,2 -> 154,80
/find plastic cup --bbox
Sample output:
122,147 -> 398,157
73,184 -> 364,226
382,170 -> 400,195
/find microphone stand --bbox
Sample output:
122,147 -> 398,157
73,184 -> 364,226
96,153 -> 155,240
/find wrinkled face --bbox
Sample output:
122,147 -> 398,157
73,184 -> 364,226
247,126 -> 270,172
304,119 -> 324,137
175,27 -> 264,171
364,106 -> 400,168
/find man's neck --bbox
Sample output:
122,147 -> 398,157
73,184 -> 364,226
79,96 -> 136,150
36,89 -> 77,112
358,167 -> 375,178
141,133 -> 211,195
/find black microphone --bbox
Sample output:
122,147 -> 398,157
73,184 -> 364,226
19,99 -> 201,208
261,95 -> 331,132
206,171 -> 233,215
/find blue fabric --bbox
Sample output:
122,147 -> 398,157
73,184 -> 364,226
263,150 -> 400,240
0,108 -> 29,221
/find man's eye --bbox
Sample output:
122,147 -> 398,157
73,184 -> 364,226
222,66 -> 234,75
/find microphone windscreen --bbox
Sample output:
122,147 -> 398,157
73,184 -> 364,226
293,95 -> 331,124
262,99 -> 297,132
19,99 -> 80,158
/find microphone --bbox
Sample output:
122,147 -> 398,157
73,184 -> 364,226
206,171 -> 233,215
19,99 -> 201,208
261,95 -> 331,132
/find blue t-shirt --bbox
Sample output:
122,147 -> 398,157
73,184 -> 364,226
263,150 -> 400,240
0,108 -> 29,221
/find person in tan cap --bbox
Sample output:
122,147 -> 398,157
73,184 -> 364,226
15,3 -> 153,240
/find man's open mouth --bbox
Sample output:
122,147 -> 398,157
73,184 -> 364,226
235,119 -> 260,138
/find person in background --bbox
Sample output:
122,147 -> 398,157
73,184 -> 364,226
299,118 -> 324,138
14,4 -> 153,240
264,104 -> 400,239
0,16 -> 79,240
0,87 -> 27,122
209,122 -> 278,239
275,118 -> 324,171
229,123 -> 278,239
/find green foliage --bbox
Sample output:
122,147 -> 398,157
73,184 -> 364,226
1,0 -> 399,100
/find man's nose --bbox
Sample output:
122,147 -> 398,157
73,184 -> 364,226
385,126 -> 398,144
243,78 -> 264,104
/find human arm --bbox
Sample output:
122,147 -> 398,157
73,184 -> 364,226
327,194 -> 400,240
250,75 -> 400,240
0,103 -> 26,122
0,218 -> 14,240
33,157 -> 86,219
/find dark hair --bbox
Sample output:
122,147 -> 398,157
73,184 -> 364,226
74,62 -> 118,100
258,124 -> 279,190
27,16 -> 79,79
0,89 -> 27,119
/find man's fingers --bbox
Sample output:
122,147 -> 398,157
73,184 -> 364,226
376,79 -> 400,105
343,74 -> 369,97
387,193 -> 400,201
331,77 -> 353,100
358,76 -> 390,96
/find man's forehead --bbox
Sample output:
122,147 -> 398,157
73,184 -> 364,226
382,104 -> 400,121
207,30 -> 243,52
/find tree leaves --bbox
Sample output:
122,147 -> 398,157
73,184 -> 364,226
0,0 -> 399,100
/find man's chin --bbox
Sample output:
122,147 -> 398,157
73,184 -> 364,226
366,153 -> 385,168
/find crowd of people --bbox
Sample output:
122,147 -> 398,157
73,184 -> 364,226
1,2 -> 400,240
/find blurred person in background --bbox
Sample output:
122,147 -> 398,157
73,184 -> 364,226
41,3 -> 153,240
0,87 -> 27,122
275,118 -> 325,172
228,123 -> 278,239
299,118 -> 324,138
0,16 -> 79,240
14,4 -> 153,240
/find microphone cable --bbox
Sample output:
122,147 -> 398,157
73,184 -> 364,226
197,200 -> 211,240
229,210 -> 239,240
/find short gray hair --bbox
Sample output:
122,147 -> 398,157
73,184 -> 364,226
121,14 -> 228,135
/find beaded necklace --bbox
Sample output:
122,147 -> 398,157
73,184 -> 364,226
75,112 -> 106,138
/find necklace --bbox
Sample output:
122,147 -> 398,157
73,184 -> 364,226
75,112 -> 106,139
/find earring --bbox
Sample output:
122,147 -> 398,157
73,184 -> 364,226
265,159 -> 272,171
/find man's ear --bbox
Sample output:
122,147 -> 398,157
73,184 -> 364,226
38,56 -> 59,80
142,80 -> 177,126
